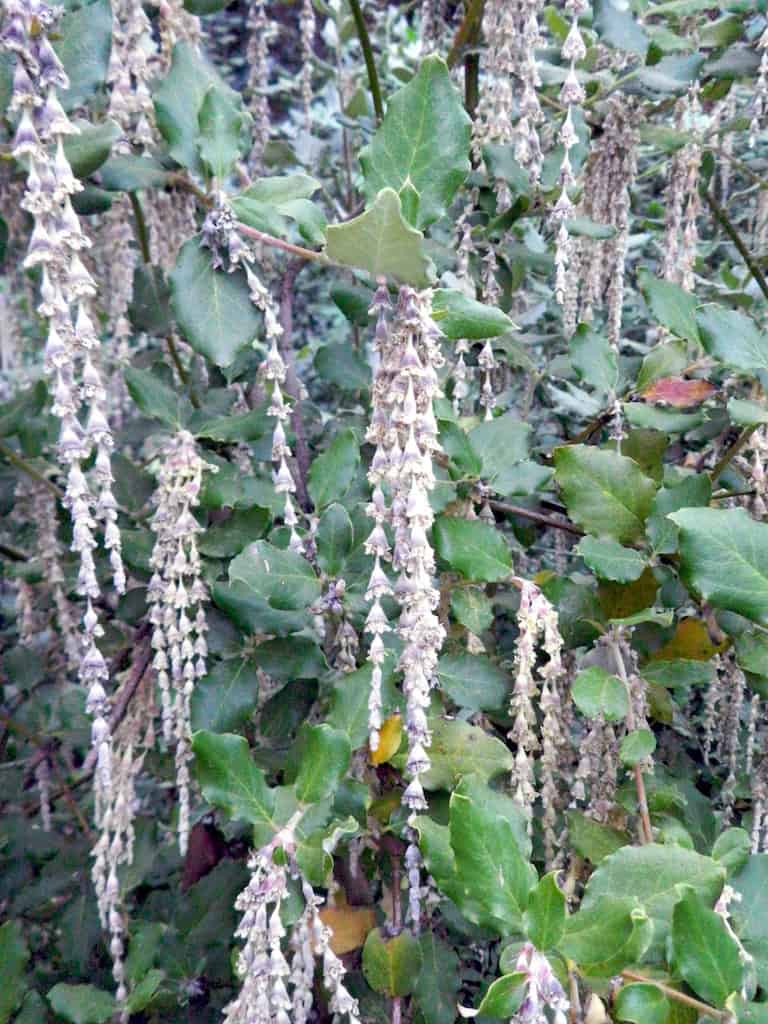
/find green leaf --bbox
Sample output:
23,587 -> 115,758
314,343 -> 370,391
571,667 -> 629,722
524,873 -> 566,950
316,503 -> 353,575
576,536 -> 646,583
190,659 -> 259,733
712,829 -> 751,877
421,719 -> 514,790
412,932 -> 461,1024
567,810 -> 629,865
197,84 -> 246,180
640,658 -> 715,690
476,974 -> 527,1018
0,920 -> 28,1024
641,275 -> 701,343
153,42 -> 225,171
437,652 -> 508,712
124,366 -> 188,428
554,445 -> 657,544
732,856 -> 768,988
468,414 -> 531,493
47,984 -> 115,1024
594,0 -> 649,53
614,983 -> 670,1024
327,654 -> 400,748
570,326 -> 619,395
440,420 -> 483,478
64,119 -> 120,178
128,264 -> 173,336
233,175 -> 326,246
99,155 -> 171,191
559,898 -> 653,976
670,887 -> 743,1007
54,0 -> 112,111
363,929 -> 423,997
229,540 -> 321,612
191,730 -> 275,830
670,508 -> 768,625
325,188 -> 433,287
450,587 -> 494,635
307,429 -> 360,509
431,289 -> 513,340
446,778 -> 535,934
170,239 -> 261,368
295,724 -> 351,804
360,55 -> 470,229
581,844 -> 725,958
646,473 -> 712,555
198,507 -> 270,558
728,398 -> 768,428
253,637 -> 325,682
619,729 -> 657,766
624,403 -> 705,433
433,516 -> 512,582
637,339 -> 690,390
125,970 -> 165,1014
697,306 -> 768,372
0,381 -> 46,438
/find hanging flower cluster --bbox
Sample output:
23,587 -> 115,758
224,817 -> 360,1024
245,0 -> 274,173
299,0 -> 316,127
107,0 -> 156,152
511,943 -> 570,1024
364,284 -> 445,812
3,0 -> 126,827
477,0 -> 544,193
661,86 -> 701,292
552,0 -> 588,307
751,24 -> 768,148
565,97 -> 638,345
147,430 -> 212,855
509,579 -> 567,862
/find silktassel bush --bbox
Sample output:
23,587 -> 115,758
2,1 -> 768,1023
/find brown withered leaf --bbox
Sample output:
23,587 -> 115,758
181,822 -> 227,891
319,904 -> 376,954
641,377 -> 715,408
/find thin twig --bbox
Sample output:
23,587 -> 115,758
489,499 -> 584,537
0,540 -> 28,561
237,222 -> 329,264
0,440 -> 63,499
447,0 -> 485,68
620,971 -> 731,1022
279,261 -> 312,510
608,628 -> 653,845
347,0 -> 384,123
166,335 -> 201,409
709,425 -> 756,483
129,192 -> 152,265
703,189 -> 768,303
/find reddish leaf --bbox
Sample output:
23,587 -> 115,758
641,377 -> 714,408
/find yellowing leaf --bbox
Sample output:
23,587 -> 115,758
370,714 -> 403,765
651,618 -> 726,662
319,906 -> 376,955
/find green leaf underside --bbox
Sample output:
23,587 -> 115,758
325,188 -> 432,286
170,239 -> 261,368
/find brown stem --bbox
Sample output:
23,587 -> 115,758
489,499 -> 584,537
237,222 -> 328,264
50,752 -> 93,838
447,0 -> 486,68
166,173 -> 212,207
609,629 -> 653,845
709,425 -> 756,484
0,440 -> 63,499
620,971 -> 732,1022
703,189 -> 768,303
279,262 -> 312,511
0,540 -> 29,561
